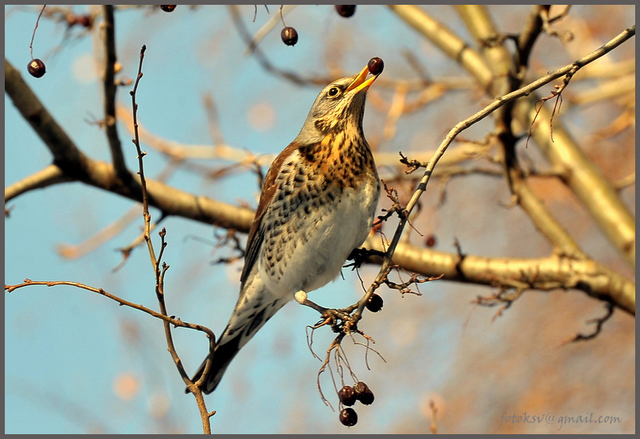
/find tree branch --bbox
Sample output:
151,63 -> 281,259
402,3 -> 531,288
363,236 -> 635,316
6,27 -> 634,316
456,5 -> 588,260
5,58 -> 88,177
5,164 -> 72,204
102,5 -> 130,183
5,279 -> 216,333
5,57 -> 255,230
128,46 -> 214,433
387,6 -> 636,266
513,94 -> 636,267
388,5 -> 494,89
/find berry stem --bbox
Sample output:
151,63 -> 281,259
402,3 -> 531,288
29,5 -> 47,60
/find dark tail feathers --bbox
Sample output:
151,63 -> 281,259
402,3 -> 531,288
187,333 -> 242,394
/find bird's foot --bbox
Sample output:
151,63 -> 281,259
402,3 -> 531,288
294,290 -> 329,314
344,247 -> 386,270
295,290 -> 356,334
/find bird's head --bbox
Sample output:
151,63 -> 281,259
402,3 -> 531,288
295,63 -> 381,145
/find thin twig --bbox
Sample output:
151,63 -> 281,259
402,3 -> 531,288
29,5 -> 46,60
4,279 -> 212,334
129,44 -> 214,433
559,303 -> 615,346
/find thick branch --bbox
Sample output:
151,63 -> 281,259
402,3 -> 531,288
363,237 -> 635,316
5,57 -> 255,230
5,58 -> 89,177
388,5 -> 493,89
513,97 -> 636,267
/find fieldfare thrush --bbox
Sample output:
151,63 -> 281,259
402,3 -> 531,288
191,61 -> 382,394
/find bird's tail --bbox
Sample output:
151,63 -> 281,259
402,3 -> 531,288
189,276 -> 289,394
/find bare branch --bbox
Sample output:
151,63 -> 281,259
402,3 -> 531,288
102,5 -> 129,182
516,5 -> 550,70
389,5 -> 494,89
5,279 -> 214,335
559,303 -> 615,345
390,5 -> 636,266
6,58 -> 89,176
5,164 -> 71,203
363,236 -> 635,316
128,45 -> 214,433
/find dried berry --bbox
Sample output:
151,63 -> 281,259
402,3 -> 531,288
338,385 -> 357,406
367,57 -> 384,76
335,5 -> 356,17
27,58 -> 46,78
281,26 -> 298,46
365,294 -> 383,313
339,408 -> 358,427
160,5 -> 176,12
354,381 -> 374,405
76,15 -> 93,28
425,234 -> 437,247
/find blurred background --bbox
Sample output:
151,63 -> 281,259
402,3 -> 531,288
5,5 -> 635,433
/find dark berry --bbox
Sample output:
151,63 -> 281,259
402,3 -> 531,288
336,5 -> 356,17
76,15 -> 93,28
426,234 -> 437,247
367,57 -> 384,76
27,58 -> 46,78
366,294 -> 383,313
339,408 -> 358,427
354,381 -> 374,405
160,5 -> 176,12
338,385 -> 357,406
281,26 -> 298,46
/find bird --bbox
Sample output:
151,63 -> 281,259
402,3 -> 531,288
190,61 -> 382,394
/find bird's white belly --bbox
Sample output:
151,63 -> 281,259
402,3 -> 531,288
258,183 -> 377,297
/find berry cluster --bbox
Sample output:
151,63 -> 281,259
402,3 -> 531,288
337,381 -> 375,427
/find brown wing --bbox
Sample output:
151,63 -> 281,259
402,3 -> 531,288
240,142 -> 300,287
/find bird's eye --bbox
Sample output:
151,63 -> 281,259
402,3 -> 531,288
328,87 -> 340,97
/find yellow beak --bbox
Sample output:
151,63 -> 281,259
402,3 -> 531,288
345,65 -> 378,94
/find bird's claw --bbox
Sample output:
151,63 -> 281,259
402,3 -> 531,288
318,308 -> 357,334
